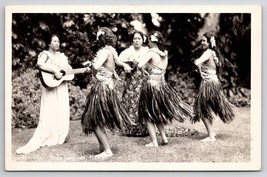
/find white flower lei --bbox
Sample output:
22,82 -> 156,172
94,45 -> 118,62
149,48 -> 168,58
210,50 -> 220,66
93,45 -> 120,79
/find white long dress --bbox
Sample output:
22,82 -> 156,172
16,51 -> 70,154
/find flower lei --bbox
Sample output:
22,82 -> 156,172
94,45 -> 120,79
210,50 -> 220,66
209,36 -> 220,65
94,45 -> 119,62
149,48 -> 168,58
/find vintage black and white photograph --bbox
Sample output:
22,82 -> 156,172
5,5 -> 261,171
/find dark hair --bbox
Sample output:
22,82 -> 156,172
203,32 -> 224,75
132,30 -> 145,42
149,31 -> 165,52
96,27 -> 117,48
43,34 -> 60,49
50,34 -> 59,41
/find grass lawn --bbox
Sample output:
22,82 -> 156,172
11,107 -> 251,163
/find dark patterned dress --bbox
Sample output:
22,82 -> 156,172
192,62 -> 235,124
81,46 -> 134,134
118,46 -> 149,136
138,63 -> 194,125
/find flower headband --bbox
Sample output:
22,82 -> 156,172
210,36 -> 216,48
96,30 -> 105,40
150,33 -> 158,42
143,35 -> 147,43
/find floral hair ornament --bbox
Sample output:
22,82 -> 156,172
210,36 -> 216,48
96,30 -> 105,40
143,35 -> 147,43
150,33 -> 158,42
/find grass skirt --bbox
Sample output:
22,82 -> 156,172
138,80 -> 194,125
192,79 -> 235,124
81,79 -> 133,134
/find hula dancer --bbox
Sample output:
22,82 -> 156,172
138,31 -> 194,147
81,27 -> 134,159
192,32 -> 235,141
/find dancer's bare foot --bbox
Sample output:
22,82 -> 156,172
145,142 -> 158,147
162,141 -> 168,146
94,150 -> 113,159
201,136 -> 216,142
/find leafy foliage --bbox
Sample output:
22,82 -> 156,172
218,14 -> 251,89
11,69 -> 90,129
12,13 -> 251,89
12,69 -> 41,129
11,13 -> 251,128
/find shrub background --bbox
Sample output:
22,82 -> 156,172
11,13 -> 251,129
12,68 -> 250,130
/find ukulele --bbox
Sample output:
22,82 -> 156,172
40,64 -> 90,88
